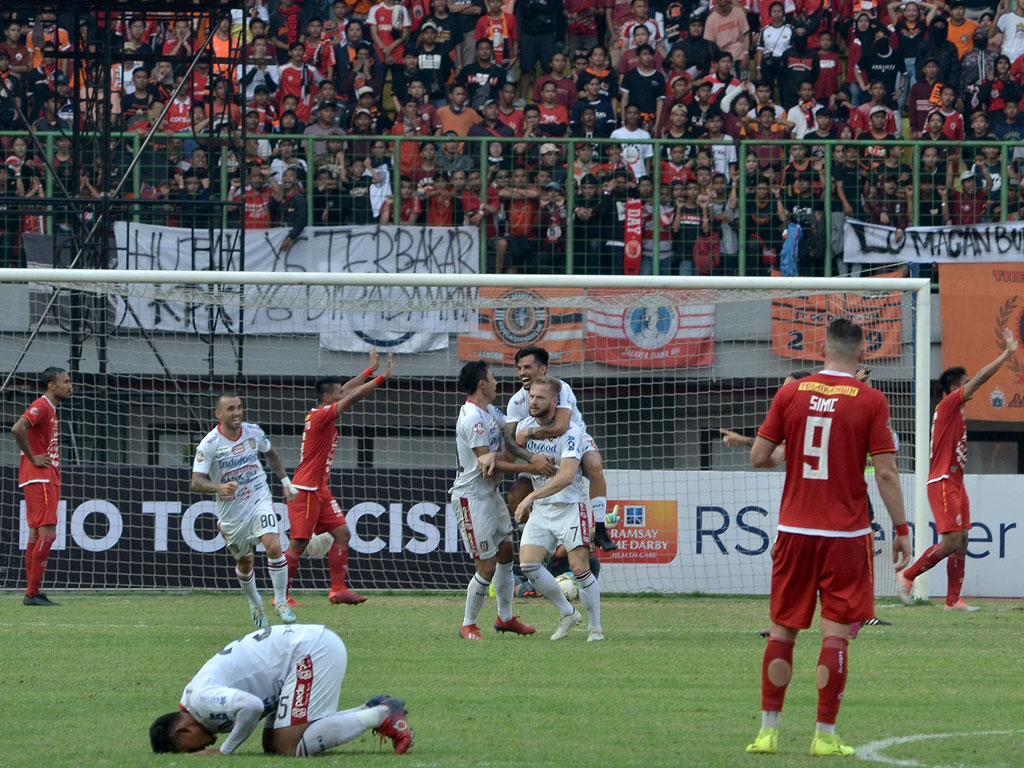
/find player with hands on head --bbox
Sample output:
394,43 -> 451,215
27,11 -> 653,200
504,346 -> 620,551
450,361 -> 542,640
897,326 -> 1019,611
149,624 -> 413,757
285,351 -> 393,606
192,393 -> 298,628
514,376 -> 605,642
12,366 -> 72,606
746,319 -> 911,758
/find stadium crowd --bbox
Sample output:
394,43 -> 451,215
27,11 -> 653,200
1,0 -> 1024,275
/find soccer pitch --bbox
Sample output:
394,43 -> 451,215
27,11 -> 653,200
1,593 -> 1021,767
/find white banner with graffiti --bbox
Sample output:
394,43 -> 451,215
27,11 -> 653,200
844,219 -> 1024,263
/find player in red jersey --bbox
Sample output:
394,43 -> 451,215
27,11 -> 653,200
898,327 -> 1018,612
11,367 -> 72,606
285,352 -> 393,605
746,320 -> 911,758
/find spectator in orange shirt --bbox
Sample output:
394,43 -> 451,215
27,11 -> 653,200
497,166 -> 540,272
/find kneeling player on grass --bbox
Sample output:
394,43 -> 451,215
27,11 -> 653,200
503,346 -> 619,551
451,362 -> 550,640
150,624 -> 413,756
192,394 -> 298,628
513,376 -> 604,642
746,319 -> 911,757
898,327 -> 1018,612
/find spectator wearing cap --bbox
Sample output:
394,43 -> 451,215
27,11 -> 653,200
755,3 -> 793,96
856,105 -> 898,177
704,0 -> 750,78
907,57 -> 943,137
418,0 -> 462,66
532,51 -> 576,110
537,143 -> 569,186
917,18 -> 961,87
850,80 -> 900,135
408,21 -> 454,106
468,97 -> 515,160
779,24 -> 819,109
438,83 -> 482,135
942,170 -> 987,225
305,101 -> 347,156
459,38 -> 505,110
619,44 -> 666,132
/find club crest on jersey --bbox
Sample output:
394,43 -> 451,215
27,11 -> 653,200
624,305 -> 678,351
196,450 -> 206,462
473,422 -> 485,435
248,438 -> 258,451
492,289 -> 549,345
232,443 -> 246,455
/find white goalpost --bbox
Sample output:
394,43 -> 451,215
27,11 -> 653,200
0,269 -> 931,599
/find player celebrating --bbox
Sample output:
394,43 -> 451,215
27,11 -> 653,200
193,394 -> 298,627
149,624 -> 413,756
12,366 -> 72,606
451,361 -> 548,640
513,376 -> 605,642
746,319 -> 911,757
285,352 -> 393,605
504,346 -> 619,551
897,327 -> 1018,612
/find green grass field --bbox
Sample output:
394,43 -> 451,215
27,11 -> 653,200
1,592 -> 1022,767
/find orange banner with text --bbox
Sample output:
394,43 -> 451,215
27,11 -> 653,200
938,264 -> 1024,421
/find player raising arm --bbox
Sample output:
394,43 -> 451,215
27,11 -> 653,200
285,352 -> 393,605
192,394 -> 298,628
504,346 -> 619,551
514,376 -> 605,642
450,361 -> 550,640
746,319 -> 911,758
11,366 -> 72,607
898,327 -> 1019,611
149,624 -> 413,756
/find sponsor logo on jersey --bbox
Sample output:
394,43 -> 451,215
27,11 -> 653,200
30,407 -> 38,415
232,443 -> 246,455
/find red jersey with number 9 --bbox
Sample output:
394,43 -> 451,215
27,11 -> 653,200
758,371 -> 895,535
18,395 -> 60,487
291,401 -> 340,491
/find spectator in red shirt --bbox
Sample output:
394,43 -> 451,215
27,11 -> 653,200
943,171 -> 988,224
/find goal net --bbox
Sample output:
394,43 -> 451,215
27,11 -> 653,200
0,266 -> 930,597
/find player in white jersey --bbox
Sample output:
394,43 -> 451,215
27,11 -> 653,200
513,376 -> 604,642
192,394 -> 299,628
149,624 -> 413,756
503,346 -> 619,551
451,361 -> 551,640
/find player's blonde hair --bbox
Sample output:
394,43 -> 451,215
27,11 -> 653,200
529,375 -> 561,396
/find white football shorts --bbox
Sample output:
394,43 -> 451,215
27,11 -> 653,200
520,500 -> 591,554
272,627 -> 347,728
221,497 -> 279,560
451,490 -> 513,560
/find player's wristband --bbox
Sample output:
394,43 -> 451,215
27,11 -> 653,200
282,477 -> 294,494
895,523 -> 910,537
374,375 -> 385,386
362,367 -> 374,378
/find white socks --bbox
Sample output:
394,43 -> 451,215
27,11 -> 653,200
576,569 -> 601,633
463,573 -> 490,626
816,722 -> 835,735
762,711 -> 781,730
591,496 -> 608,524
520,562 -> 573,615
296,705 -> 387,757
493,561 -> 514,621
267,555 -> 288,605
236,567 -> 261,607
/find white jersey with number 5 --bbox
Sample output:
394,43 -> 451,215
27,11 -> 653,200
452,400 -> 505,496
180,624 -> 326,735
193,423 -> 272,528
506,379 -> 587,432
516,418 -> 587,505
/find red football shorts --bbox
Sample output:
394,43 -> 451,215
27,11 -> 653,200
287,487 -> 347,540
928,478 -> 970,534
770,531 -> 875,628
23,481 -> 59,528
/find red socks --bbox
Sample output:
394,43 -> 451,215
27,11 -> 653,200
24,539 -> 39,596
761,638 -> 795,712
816,636 -> 849,725
946,553 -> 966,606
26,535 -> 54,597
904,543 -> 948,581
285,548 -> 302,591
328,543 -> 348,592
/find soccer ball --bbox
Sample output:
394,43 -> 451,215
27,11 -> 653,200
556,572 -> 578,601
